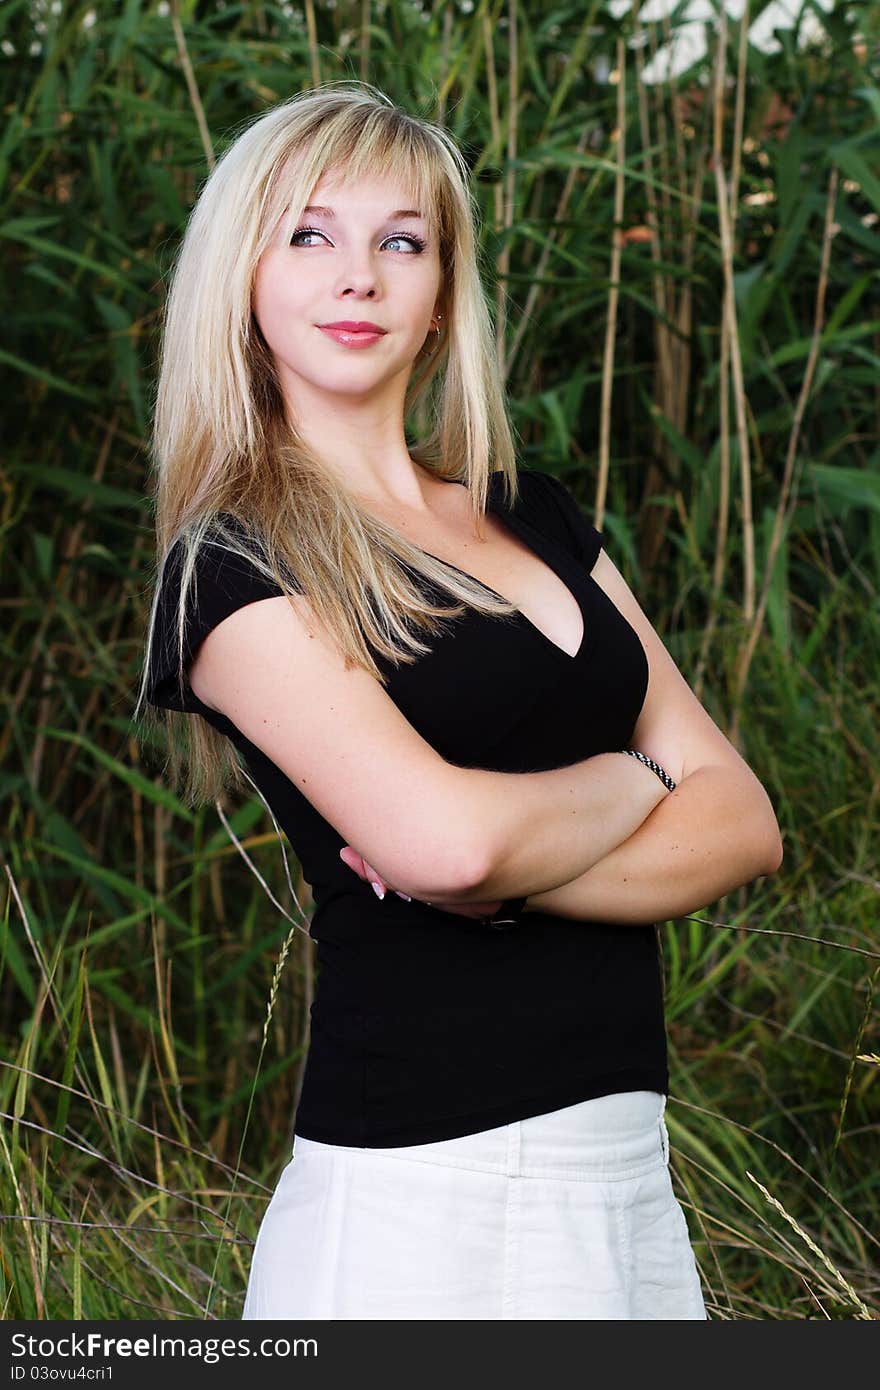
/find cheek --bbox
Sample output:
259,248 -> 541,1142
252,261 -> 303,351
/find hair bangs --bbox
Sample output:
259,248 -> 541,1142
264,104 -> 446,257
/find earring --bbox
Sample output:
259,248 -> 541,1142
423,313 -> 443,357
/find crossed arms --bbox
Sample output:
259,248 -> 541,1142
188,547 -> 783,922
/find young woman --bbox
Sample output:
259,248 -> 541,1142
141,82 -> 782,1320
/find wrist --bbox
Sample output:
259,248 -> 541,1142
619,748 -> 677,793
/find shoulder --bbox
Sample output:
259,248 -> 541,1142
146,515 -> 291,714
498,467 -> 605,572
163,515 -> 291,601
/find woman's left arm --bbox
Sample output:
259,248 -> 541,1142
527,548 -> 783,924
341,549 -> 784,920
523,763 -> 783,924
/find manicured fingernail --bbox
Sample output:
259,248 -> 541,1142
394,891 -> 412,901
371,881 -> 385,900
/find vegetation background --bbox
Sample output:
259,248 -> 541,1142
1,0 -> 878,1320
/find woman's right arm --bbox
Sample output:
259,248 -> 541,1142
188,590 -> 667,906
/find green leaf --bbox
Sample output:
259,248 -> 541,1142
808,463 -> 880,516
43,727 -> 195,823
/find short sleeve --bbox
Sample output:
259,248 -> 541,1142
516,468 -> 605,572
145,522 -> 289,714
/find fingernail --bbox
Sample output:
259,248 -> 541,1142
371,881 -> 385,900
394,891 -> 412,901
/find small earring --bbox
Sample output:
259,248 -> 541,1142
423,314 -> 443,357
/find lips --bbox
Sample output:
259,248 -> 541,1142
319,321 -> 387,334
317,322 -> 387,348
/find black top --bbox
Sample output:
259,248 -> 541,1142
146,468 -> 666,1147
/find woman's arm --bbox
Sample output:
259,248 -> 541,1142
339,545 -> 784,910
522,763 -> 784,924
187,589 -> 670,904
343,763 -> 781,918
471,552 -> 783,904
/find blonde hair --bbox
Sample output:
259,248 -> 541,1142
136,81 -> 521,805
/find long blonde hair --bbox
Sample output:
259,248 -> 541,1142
136,81 -> 521,805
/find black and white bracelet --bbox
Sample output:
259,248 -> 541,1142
620,748 -> 677,793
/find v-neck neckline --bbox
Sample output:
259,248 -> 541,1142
415,472 -> 590,662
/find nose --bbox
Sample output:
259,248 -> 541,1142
338,280 -> 376,300
335,250 -> 380,299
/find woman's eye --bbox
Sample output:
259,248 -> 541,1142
384,234 -> 426,253
290,227 -> 426,253
290,227 -> 327,247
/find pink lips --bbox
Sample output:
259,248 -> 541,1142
317,320 -> 387,348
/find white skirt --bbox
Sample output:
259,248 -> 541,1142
242,1089 -> 706,1320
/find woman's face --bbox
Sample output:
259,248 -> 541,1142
252,168 -> 444,411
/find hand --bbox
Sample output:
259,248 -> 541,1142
338,846 -> 506,921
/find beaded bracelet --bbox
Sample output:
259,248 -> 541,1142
621,748 -> 677,793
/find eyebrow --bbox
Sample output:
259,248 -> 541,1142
302,205 -> 425,221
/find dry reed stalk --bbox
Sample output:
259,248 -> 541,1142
505,125 -> 591,376
150,925 -> 184,1118
711,12 -> 755,627
27,661 -> 53,800
595,38 -> 626,529
217,768 -> 316,1125
0,1122 -> 44,1317
672,135 -> 708,433
498,0 -> 519,380
304,0 -> 321,89
169,1 -> 214,172
650,20 -> 672,255
208,849 -> 225,925
292,900 -> 314,1131
831,959 -> 878,1173
0,1059 -> 274,1189
2,1108 -> 244,1232
632,13 -> 704,569
730,1 -> 751,212
107,1008 -> 129,1121
730,166 -> 839,743
676,1098 -> 880,1261
2,866 -> 131,1162
359,0 -> 371,82
129,734 -> 145,892
632,27 -> 672,401
746,1172 -> 874,1318
501,4 -> 600,381
693,301 -> 731,704
694,15 -> 739,701
659,0 -> 696,436
481,0 -> 504,248
213,795 -> 311,942
435,2 -> 456,125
